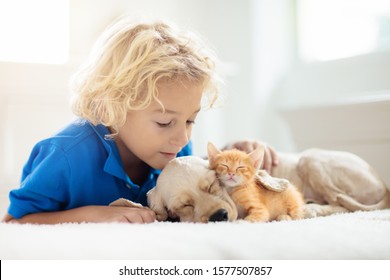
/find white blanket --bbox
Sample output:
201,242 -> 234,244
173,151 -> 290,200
1,209 -> 390,260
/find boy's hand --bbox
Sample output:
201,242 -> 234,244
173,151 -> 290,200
223,140 -> 279,174
85,206 -> 156,223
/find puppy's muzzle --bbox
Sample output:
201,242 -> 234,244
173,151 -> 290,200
209,209 -> 229,222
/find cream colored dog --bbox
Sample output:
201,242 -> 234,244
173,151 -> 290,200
272,149 -> 390,217
147,156 -> 238,223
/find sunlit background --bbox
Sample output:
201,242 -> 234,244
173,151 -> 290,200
0,0 -> 69,64
298,0 -> 390,61
2,0 -> 390,63
1,0 -> 390,212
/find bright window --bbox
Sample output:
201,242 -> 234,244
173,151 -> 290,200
297,0 -> 390,61
0,0 -> 68,64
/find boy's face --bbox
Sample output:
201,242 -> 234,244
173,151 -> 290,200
116,80 -> 203,170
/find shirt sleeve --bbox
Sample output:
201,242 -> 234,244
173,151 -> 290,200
7,142 -> 71,219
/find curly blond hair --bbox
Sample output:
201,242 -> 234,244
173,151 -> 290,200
71,18 -> 220,135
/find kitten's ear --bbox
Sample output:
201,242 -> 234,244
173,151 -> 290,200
207,142 -> 221,164
249,145 -> 265,170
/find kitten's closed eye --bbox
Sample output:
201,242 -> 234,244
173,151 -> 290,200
236,166 -> 248,172
217,164 -> 228,171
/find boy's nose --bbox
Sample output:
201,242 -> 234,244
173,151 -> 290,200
170,127 -> 189,147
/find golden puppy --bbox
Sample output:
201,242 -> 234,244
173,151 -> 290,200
147,156 -> 238,223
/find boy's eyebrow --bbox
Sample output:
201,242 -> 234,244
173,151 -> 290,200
154,107 -> 201,115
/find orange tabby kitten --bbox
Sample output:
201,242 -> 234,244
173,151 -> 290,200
207,142 -> 304,222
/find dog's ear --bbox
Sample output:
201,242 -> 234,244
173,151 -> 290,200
147,187 -> 168,221
255,170 -> 289,192
207,142 -> 221,166
199,169 -> 218,193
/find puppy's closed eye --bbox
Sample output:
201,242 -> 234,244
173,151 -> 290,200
182,203 -> 194,209
174,200 -> 195,218
175,197 -> 195,211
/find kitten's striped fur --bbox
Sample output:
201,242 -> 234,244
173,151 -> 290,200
208,142 -> 304,222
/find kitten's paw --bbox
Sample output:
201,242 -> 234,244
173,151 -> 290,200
234,219 -> 251,224
288,209 -> 304,220
244,215 -> 268,223
276,215 -> 292,221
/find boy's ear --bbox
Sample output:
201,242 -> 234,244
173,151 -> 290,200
207,142 -> 221,165
249,145 -> 265,170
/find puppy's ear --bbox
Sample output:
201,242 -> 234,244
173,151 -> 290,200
199,169 -> 217,192
255,170 -> 289,192
205,169 -> 216,182
207,142 -> 221,166
249,145 -> 265,170
147,188 -> 168,221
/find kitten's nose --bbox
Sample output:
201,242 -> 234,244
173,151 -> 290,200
209,209 -> 228,222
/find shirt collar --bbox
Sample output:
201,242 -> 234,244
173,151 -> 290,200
88,122 -> 160,186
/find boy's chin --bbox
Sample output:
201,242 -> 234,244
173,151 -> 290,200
149,159 -> 172,170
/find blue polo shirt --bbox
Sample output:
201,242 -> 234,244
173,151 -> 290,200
7,120 -> 192,219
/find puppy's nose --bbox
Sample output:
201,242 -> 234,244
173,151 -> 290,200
209,209 -> 228,222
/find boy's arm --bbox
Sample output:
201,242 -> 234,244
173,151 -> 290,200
2,205 -> 156,224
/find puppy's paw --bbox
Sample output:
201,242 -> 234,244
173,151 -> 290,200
155,210 -> 168,221
303,204 -> 320,218
303,203 -> 349,218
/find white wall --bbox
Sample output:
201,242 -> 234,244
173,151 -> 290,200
272,51 -> 390,186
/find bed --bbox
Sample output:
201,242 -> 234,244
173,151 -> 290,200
1,209 -> 389,259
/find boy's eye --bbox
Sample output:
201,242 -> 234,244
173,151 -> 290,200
156,121 -> 172,128
186,120 -> 195,126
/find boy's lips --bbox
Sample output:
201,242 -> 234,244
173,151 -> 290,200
160,152 -> 177,159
